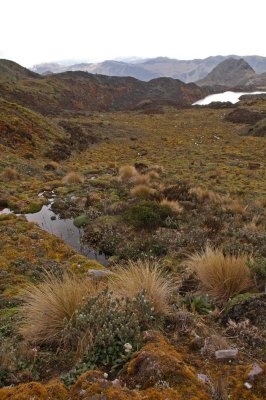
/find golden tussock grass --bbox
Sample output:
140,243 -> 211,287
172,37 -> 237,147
189,187 -> 223,204
184,246 -> 251,303
0,167 -> 19,181
108,259 -> 174,315
132,173 -> 151,185
62,171 -> 84,185
160,198 -> 183,214
130,184 -> 156,198
118,165 -> 138,183
19,272 -> 100,347
147,170 -> 160,180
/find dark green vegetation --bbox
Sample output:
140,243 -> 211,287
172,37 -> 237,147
0,60 -> 265,399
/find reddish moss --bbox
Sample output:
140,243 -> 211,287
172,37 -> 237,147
123,331 -> 209,399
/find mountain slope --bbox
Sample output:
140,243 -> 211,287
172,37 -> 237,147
0,60 -> 210,114
197,58 -> 256,87
0,98 -> 66,153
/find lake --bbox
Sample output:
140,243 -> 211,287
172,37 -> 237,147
193,91 -> 266,105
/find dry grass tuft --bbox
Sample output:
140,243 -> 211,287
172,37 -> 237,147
130,184 -> 156,198
0,167 -> 19,181
109,259 -> 174,315
160,198 -> 183,214
19,272 -> 100,347
185,246 -> 251,303
132,173 -> 151,185
147,170 -> 160,180
118,165 -> 138,183
149,164 -> 164,174
190,187 -> 222,204
223,198 -> 247,215
62,171 -> 84,185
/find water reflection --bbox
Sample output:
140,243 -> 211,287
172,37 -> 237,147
1,203 -> 109,266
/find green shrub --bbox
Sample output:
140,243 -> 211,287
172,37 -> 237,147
248,258 -> 266,291
62,289 -> 159,385
124,201 -> 173,230
73,214 -> 90,228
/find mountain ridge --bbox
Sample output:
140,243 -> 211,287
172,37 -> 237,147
31,55 -> 266,82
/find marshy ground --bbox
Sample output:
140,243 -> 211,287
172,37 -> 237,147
0,97 -> 265,399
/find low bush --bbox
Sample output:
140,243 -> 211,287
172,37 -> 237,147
124,201 -> 173,230
62,289 -> 157,384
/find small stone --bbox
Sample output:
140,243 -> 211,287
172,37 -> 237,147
79,389 -> 86,396
244,382 -> 252,389
215,349 -> 238,360
197,374 -> 210,384
248,363 -> 263,380
103,373 -> 108,379
112,379 -> 121,388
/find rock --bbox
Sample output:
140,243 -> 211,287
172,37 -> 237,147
248,363 -> 263,380
112,379 -> 121,388
224,108 -> 264,125
197,374 -> 211,384
215,349 -> 238,360
244,382 -> 252,389
224,293 -> 266,329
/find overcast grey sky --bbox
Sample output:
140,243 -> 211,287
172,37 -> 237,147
1,0 -> 265,67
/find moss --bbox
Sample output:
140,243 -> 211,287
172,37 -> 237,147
73,214 -> 90,228
124,201 -> 173,230
224,293 -> 261,315
0,381 -> 68,400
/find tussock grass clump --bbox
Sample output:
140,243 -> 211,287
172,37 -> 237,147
62,171 -> 84,185
185,246 -> 251,303
130,184 -> 156,198
223,199 -> 247,215
160,199 -> 183,214
132,173 -> 151,185
19,272 -> 100,347
190,187 -> 222,204
109,259 -> 174,315
118,165 -> 138,183
0,167 -> 18,181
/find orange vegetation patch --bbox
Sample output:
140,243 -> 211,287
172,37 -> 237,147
0,381 -> 68,400
123,331 -> 209,399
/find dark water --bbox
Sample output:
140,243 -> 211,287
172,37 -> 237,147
0,198 -> 109,266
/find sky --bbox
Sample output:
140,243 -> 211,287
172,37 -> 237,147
1,0 -> 266,67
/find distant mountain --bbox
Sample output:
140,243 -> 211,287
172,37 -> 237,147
197,58 -> 256,87
197,58 -> 266,90
31,55 -> 266,82
0,59 -> 210,115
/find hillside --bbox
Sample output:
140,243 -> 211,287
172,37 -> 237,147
32,55 -> 266,82
0,60 -> 210,114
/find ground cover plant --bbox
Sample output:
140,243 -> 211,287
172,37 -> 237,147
0,96 -> 265,399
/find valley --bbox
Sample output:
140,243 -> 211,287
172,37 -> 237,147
0,59 -> 265,400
